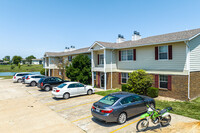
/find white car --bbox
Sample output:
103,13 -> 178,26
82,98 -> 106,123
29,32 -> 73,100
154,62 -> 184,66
24,75 -> 46,86
12,72 -> 31,83
52,82 -> 95,99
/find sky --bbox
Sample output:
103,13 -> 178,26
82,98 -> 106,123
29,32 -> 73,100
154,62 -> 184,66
0,0 -> 200,59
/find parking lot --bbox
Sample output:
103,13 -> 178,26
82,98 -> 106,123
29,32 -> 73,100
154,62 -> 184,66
0,79 -> 199,133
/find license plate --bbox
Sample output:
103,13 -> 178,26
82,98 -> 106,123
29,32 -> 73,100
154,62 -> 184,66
96,108 -> 100,112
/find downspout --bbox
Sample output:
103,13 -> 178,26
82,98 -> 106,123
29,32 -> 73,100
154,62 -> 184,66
185,41 -> 190,100
111,49 -> 114,89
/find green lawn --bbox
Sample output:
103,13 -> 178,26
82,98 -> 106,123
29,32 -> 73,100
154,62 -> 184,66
95,89 -> 200,120
0,76 -> 13,79
95,89 -> 121,96
0,65 -> 43,72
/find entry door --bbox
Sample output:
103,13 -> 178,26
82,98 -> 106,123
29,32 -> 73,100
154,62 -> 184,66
100,73 -> 104,88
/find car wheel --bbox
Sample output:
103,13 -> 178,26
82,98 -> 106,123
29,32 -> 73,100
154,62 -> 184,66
87,89 -> 92,95
63,93 -> 70,99
17,79 -> 22,83
30,81 -> 37,86
44,86 -> 51,91
117,112 -> 127,124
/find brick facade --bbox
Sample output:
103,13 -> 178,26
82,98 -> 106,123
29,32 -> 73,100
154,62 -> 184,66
190,71 -> 200,99
151,74 -> 188,100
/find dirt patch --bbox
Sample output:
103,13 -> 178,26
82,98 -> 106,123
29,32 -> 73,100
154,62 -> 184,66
147,122 -> 200,133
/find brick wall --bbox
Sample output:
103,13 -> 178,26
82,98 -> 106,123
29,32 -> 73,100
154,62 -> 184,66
190,71 -> 200,99
152,74 -> 188,100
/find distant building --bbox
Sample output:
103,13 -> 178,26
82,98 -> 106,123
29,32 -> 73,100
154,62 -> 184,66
32,59 -> 43,65
0,60 -> 9,65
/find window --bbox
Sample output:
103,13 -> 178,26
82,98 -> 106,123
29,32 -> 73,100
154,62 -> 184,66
57,83 -> 67,88
120,96 -> 134,105
68,84 -> 76,88
94,72 -> 96,80
121,50 -> 133,61
121,73 -> 129,83
99,95 -> 119,105
159,75 -> 168,89
99,54 -> 104,65
133,95 -> 143,101
55,77 -> 62,82
159,46 -> 168,59
76,83 -> 84,87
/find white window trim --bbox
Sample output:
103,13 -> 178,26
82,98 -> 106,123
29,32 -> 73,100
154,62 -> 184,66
99,54 -> 104,65
158,46 -> 168,60
120,50 -> 133,61
121,73 -> 129,84
159,75 -> 168,89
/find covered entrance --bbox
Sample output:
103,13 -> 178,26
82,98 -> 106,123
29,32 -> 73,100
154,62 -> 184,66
100,72 -> 104,88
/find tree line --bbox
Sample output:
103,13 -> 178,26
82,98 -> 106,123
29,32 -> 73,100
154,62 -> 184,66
2,55 -> 37,65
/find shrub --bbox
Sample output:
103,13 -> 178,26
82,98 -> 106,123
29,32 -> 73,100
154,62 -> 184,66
147,87 -> 159,98
18,63 -> 21,69
10,65 -> 15,70
40,68 -> 48,75
121,84 -> 130,92
127,69 -> 153,95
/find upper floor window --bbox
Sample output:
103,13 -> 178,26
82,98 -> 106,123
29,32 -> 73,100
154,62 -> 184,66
99,54 -> 104,65
121,73 -> 129,83
159,75 -> 168,89
159,46 -> 168,60
121,50 -> 133,61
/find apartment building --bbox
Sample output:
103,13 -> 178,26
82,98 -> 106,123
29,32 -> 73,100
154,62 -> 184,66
43,46 -> 90,79
90,28 -> 200,100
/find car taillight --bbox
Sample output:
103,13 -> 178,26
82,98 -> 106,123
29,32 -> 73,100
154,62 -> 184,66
92,106 -> 95,109
27,76 -> 30,80
14,76 -> 16,79
41,82 -> 43,86
56,90 -> 60,92
101,109 -> 113,113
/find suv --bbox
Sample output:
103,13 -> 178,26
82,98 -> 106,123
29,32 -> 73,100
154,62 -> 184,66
12,72 -> 31,83
37,77 -> 68,91
24,75 -> 46,86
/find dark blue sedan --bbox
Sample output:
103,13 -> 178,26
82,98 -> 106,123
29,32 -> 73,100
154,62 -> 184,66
91,92 -> 155,124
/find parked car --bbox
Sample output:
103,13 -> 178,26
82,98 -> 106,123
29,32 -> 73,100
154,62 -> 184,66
52,82 -> 95,99
37,77 -> 67,91
24,75 -> 46,86
21,73 -> 33,83
12,72 -> 31,83
91,92 -> 155,124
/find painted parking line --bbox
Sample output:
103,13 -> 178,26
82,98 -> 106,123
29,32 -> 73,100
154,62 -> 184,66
72,115 -> 92,122
45,99 -> 67,105
39,95 -> 52,99
55,101 -> 95,112
110,118 -> 142,133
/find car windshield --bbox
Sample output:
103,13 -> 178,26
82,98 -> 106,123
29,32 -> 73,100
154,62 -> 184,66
99,95 -> 119,105
57,83 -> 67,88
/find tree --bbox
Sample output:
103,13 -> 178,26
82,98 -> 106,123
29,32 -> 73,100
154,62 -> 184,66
18,62 -> 21,69
3,56 -> 10,61
127,69 -> 153,95
12,56 -> 22,65
66,55 -> 91,84
25,55 -> 36,64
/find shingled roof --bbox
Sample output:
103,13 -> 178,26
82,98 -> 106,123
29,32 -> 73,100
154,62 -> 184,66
45,47 -> 90,57
95,28 -> 200,49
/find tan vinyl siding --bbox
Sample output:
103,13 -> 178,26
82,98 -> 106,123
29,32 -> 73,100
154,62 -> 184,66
117,42 -> 187,71
189,35 -> 200,71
